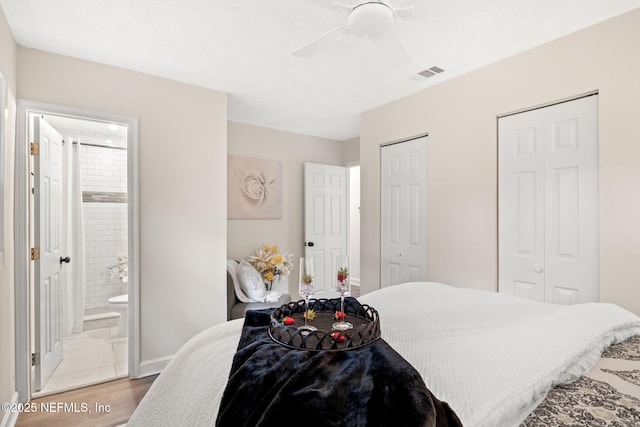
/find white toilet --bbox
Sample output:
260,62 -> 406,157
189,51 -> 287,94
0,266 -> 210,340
107,294 -> 128,336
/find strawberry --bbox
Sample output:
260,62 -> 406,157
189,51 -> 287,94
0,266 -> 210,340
303,309 -> 316,321
331,332 -> 346,343
334,311 -> 346,320
281,316 -> 295,326
337,267 -> 349,282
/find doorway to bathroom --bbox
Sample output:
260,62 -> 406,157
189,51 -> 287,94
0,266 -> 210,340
15,101 -> 139,399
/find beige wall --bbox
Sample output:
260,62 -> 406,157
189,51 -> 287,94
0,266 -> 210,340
342,137 -> 360,164
360,9 -> 640,315
227,121 -> 344,296
17,48 -> 228,372
0,3 -> 17,417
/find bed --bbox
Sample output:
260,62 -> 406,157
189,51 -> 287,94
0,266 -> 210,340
126,282 -> 640,426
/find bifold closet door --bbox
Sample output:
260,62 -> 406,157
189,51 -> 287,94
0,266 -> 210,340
498,95 -> 599,304
380,137 -> 428,287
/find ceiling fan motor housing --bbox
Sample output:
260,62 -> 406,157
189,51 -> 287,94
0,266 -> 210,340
348,2 -> 394,39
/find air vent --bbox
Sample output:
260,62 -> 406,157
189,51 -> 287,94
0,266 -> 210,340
417,66 -> 445,79
418,69 -> 435,78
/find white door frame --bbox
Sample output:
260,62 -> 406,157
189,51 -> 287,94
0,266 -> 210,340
14,100 -> 140,402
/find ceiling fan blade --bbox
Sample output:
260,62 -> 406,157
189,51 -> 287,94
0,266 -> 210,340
331,1 -> 354,12
392,6 -> 414,18
291,26 -> 348,57
306,0 -> 338,8
370,28 -> 412,66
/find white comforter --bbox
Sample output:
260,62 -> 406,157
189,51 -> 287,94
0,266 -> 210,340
127,282 -> 640,427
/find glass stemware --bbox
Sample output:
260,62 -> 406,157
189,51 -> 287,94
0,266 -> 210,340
298,257 -> 317,333
332,255 -> 353,331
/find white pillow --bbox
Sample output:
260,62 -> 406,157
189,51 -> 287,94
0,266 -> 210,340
236,260 -> 266,303
227,260 -> 252,303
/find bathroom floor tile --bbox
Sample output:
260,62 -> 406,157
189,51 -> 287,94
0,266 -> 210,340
64,327 -> 112,346
65,328 -> 124,349
114,351 -> 128,365
37,323 -> 129,397
39,365 -> 117,395
108,326 -> 125,336
51,356 -> 116,378
115,362 -> 129,376
61,342 -> 115,362
112,341 -> 128,354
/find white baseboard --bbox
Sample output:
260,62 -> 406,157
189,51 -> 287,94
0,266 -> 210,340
137,356 -> 173,378
0,391 -> 19,427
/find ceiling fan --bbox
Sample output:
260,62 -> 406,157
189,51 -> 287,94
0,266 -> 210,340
292,0 -> 414,66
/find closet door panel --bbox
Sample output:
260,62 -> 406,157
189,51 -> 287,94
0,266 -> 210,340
498,112 -> 546,302
544,96 -> 599,304
381,137 -> 428,287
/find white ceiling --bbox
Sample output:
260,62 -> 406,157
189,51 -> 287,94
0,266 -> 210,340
2,0 -> 640,141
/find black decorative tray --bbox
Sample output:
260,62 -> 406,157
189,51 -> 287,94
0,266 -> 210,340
269,297 -> 381,351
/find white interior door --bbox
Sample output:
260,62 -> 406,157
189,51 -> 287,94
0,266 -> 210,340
33,116 -> 64,391
499,95 -> 599,304
304,163 -> 348,296
380,137 -> 428,287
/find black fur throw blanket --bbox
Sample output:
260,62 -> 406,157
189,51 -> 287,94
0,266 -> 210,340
216,310 -> 462,427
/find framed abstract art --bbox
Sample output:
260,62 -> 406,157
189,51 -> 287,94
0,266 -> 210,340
228,155 -> 283,219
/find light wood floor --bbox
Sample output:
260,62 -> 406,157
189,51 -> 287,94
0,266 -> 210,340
16,375 -> 157,427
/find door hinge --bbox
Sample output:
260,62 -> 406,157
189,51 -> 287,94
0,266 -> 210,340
30,142 -> 40,156
31,247 -> 40,261
31,353 -> 40,366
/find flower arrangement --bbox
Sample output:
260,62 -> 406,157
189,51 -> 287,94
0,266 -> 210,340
107,255 -> 128,283
248,244 -> 294,290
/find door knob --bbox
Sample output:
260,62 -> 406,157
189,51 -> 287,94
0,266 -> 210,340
60,256 -> 71,264
306,242 -> 314,247
534,266 -> 543,273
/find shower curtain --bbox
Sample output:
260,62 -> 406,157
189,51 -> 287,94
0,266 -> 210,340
63,141 -> 86,335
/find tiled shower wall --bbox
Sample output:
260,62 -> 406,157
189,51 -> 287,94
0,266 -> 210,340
59,128 -> 128,310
